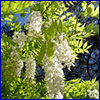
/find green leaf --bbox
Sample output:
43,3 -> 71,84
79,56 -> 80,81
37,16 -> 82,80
79,48 -> 84,54
58,20 -> 63,34
79,40 -> 83,48
13,16 -> 19,21
91,6 -> 99,18
75,56 -> 79,59
83,42 -> 87,49
47,41 -> 54,58
1,18 -> 4,22
74,40 -> 79,47
4,17 -> 12,21
61,15 -> 66,20
91,78 -> 96,84
75,49 -> 79,53
84,22 -> 93,33
69,1 -> 74,5
65,1 -> 70,6
8,15 -> 14,19
21,13 -> 26,17
37,42 -> 46,65
2,2 -> 9,13
86,45 -> 92,49
87,4 -> 94,14
9,1 -> 17,11
87,7 -> 92,14
93,25 -> 99,34
17,78 -> 21,83
66,12 -> 73,16
80,12 -> 88,17
81,1 -> 87,11
45,21 -> 56,40
83,49 -> 89,53
19,90 -> 23,94
10,87 -> 14,91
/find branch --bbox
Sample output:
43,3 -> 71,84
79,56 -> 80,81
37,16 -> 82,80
42,1 -> 55,16
68,31 -> 80,37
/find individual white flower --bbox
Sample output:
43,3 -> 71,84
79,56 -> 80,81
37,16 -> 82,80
27,11 -> 42,38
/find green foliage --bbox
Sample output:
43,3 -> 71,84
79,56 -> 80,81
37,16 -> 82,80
1,1 -> 99,99
80,2 -> 99,19
44,20 -> 56,40
1,78 -> 48,99
1,1 -> 34,15
1,1 -> 34,31
63,78 -> 99,99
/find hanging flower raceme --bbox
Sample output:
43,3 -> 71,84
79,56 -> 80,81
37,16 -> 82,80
52,32 -> 75,70
6,46 -> 23,78
5,32 -> 27,78
24,55 -> 36,83
12,32 -> 27,51
27,11 -> 42,38
42,55 -> 64,99
42,32 -> 75,99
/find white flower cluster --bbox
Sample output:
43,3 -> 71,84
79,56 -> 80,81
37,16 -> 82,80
27,11 -> 42,37
6,46 -> 23,77
12,32 -> 26,51
5,32 -> 26,78
24,55 -> 36,83
42,55 -> 64,99
52,32 -> 75,70
87,89 -> 99,99
42,32 -> 75,99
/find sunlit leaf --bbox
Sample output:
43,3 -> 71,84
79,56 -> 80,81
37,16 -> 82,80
66,12 -> 73,16
87,4 -> 94,14
83,42 -> 87,49
13,16 -> 19,21
79,40 -> 83,48
4,17 -> 12,21
83,49 -> 89,53
37,42 -> 46,65
84,22 -> 93,33
8,15 -> 14,19
69,1 -> 74,5
1,18 -> 4,22
92,25 -> 99,34
81,1 -> 87,11
47,40 -> 54,58
86,45 -> 92,49
61,15 -> 66,20
79,48 -> 84,54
